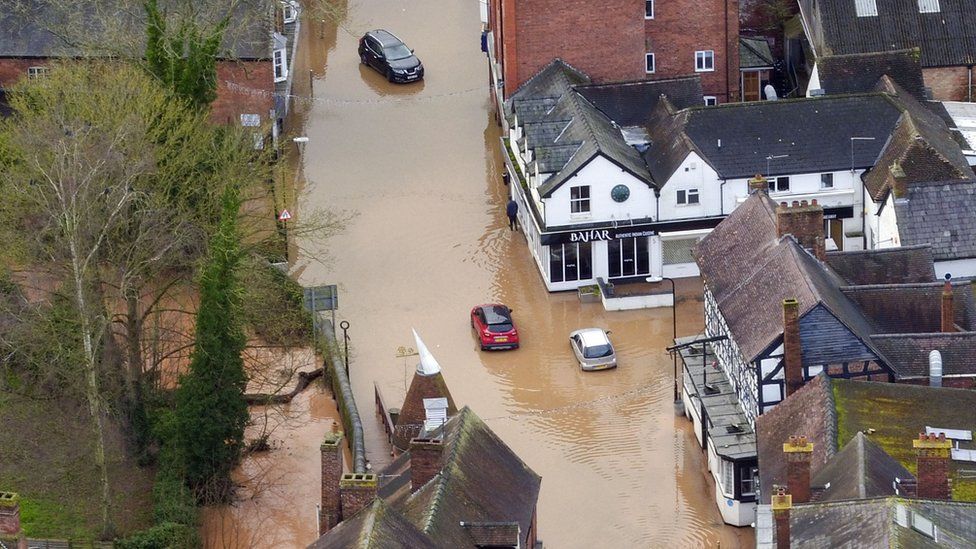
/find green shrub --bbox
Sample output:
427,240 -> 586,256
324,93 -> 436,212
116,522 -> 199,549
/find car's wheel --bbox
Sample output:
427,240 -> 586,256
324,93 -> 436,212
386,69 -> 395,83
360,53 -> 368,65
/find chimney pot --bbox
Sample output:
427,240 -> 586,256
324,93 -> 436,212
748,174 -> 768,194
791,200 -> 800,207
772,485 -> 792,549
811,199 -> 818,205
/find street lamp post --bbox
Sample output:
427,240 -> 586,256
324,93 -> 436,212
648,276 -> 678,401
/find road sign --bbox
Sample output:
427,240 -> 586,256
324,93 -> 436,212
279,209 -> 292,221
304,284 -> 339,312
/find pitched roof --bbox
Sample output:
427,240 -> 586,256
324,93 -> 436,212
870,332 -> 976,378
645,94 -> 902,181
574,76 -> 703,127
825,245 -> 936,285
739,36 -> 774,69
841,281 -> 976,333
799,0 -> 976,68
0,0 -> 271,60
308,499 -> 441,549
815,49 -> 926,99
790,498 -> 976,547
812,432 -> 914,502
757,376 -> 976,505
508,58 -> 589,105
393,367 -> 458,451
894,180 -> 976,261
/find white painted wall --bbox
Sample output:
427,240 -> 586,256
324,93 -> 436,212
935,258 -> 976,278
543,155 -> 657,227
806,63 -> 821,96
657,152 -> 722,220
875,195 -> 901,249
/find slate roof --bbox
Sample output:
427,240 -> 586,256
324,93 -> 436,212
871,332 -> 976,378
0,0 -> 271,60
936,100 -> 976,152
815,49 -> 926,99
308,499 -> 440,549
645,94 -> 902,181
574,76 -> 703,127
510,59 -> 656,196
694,193 -> 886,362
812,432 -> 914,502
790,498 -> 976,547
798,0 -> 976,68
841,281 -> 976,334
739,36 -> 774,69
894,180 -> 976,261
380,407 -> 541,548
757,376 -> 976,505
825,245 -> 936,285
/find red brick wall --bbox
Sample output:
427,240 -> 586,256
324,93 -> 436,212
901,377 -> 976,389
923,66 -> 971,102
319,434 -> 344,535
339,474 -> 377,520
409,438 -> 444,492
212,60 -> 275,126
0,59 -> 48,89
499,0 -> 739,101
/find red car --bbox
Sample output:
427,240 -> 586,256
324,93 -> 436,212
470,304 -> 519,350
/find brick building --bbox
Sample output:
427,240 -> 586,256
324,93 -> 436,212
485,0 -> 740,119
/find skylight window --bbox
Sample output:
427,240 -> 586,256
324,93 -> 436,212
855,0 -> 878,17
918,0 -> 940,13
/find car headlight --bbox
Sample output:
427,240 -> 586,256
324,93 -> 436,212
394,68 -> 408,74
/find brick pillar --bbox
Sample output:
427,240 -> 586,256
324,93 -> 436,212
782,298 -> 804,398
339,473 -> 377,520
914,433 -> 952,500
410,437 -> 444,492
776,200 -> 825,260
771,485 -> 792,549
748,174 -> 767,194
0,492 -> 21,537
941,277 -> 954,333
783,436 -> 814,504
320,431 -> 344,534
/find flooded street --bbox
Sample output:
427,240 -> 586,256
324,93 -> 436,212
208,0 -> 752,546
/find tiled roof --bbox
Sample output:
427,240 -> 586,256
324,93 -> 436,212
461,522 -> 520,547
574,76 -> 703,127
815,49 -> 926,99
641,98 -> 694,184
0,0 -> 271,59
841,281 -> 976,333
790,498 -> 976,547
825,246 -> 936,285
509,58 -> 589,105
512,98 -> 559,125
308,499 -> 440,549
870,332 -> 976,378
799,0 -> 976,68
646,94 -> 902,181
393,368 -> 458,451
812,432 -> 914,502
895,180 -> 976,261
739,36 -> 774,69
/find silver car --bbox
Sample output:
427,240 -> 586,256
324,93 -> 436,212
569,328 -> 617,371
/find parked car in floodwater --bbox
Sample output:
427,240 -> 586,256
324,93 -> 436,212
471,304 -> 519,350
358,29 -> 424,83
569,328 -> 617,371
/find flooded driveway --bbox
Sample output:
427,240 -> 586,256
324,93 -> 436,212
209,0 -> 753,546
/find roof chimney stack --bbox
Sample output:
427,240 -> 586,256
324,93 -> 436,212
771,485 -> 792,549
776,200 -> 826,261
0,493 -> 21,540
319,430 -> 344,535
782,298 -> 804,398
339,473 -> 378,520
941,274 -> 954,333
409,437 -> 444,492
784,436 -> 814,504
748,173 -> 767,194
913,432 -> 952,500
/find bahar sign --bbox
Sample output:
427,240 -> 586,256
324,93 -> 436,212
541,224 -> 658,245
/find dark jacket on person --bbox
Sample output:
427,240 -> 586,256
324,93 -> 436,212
506,199 -> 518,217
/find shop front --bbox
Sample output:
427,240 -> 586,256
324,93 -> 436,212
537,225 -> 661,292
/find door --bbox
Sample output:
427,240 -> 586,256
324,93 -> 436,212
825,219 -> 844,251
549,242 -> 593,283
366,37 -> 385,70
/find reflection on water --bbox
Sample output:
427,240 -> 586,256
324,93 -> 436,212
203,0 -> 754,546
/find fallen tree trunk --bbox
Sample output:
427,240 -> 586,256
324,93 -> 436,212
244,368 -> 324,405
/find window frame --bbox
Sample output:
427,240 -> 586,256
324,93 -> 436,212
282,0 -> 298,22
273,48 -> 288,82
740,466 -> 758,497
820,173 -> 834,189
695,50 -> 715,72
768,176 -> 790,193
645,53 -> 656,74
570,185 -> 591,214
27,66 -> 49,79
703,96 -> 717,106
676,188 -> 700,205
645,0 -> 654,19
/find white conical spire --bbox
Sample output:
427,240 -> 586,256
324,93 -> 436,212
412,328 -> 442,376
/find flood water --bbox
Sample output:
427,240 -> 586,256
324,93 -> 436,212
204,0 -> 753,546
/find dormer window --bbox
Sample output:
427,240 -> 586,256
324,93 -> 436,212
918,0 -> 940,12
855,0 -> 878,17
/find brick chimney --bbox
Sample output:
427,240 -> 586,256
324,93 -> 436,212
783,436 -> 814,503
410,437 -> 444,492
941,275 -> 955,333
776,200 -> 826,261
771,485 -> 792,549
0,492 -> 21,538
914,433 -> 952,500
319,430 -> 344,535
782,298 -> 804,398
339,473 -> 377,520
748,173 -> 768,194
890,162 -> 908,200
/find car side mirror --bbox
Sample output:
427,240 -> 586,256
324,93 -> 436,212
605,330 -> 612,335
410,48 -> 415,53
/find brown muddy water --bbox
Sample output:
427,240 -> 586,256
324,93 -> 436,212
203,0 -> 754,547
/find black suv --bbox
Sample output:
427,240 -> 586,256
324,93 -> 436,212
358,29 -> 424,83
